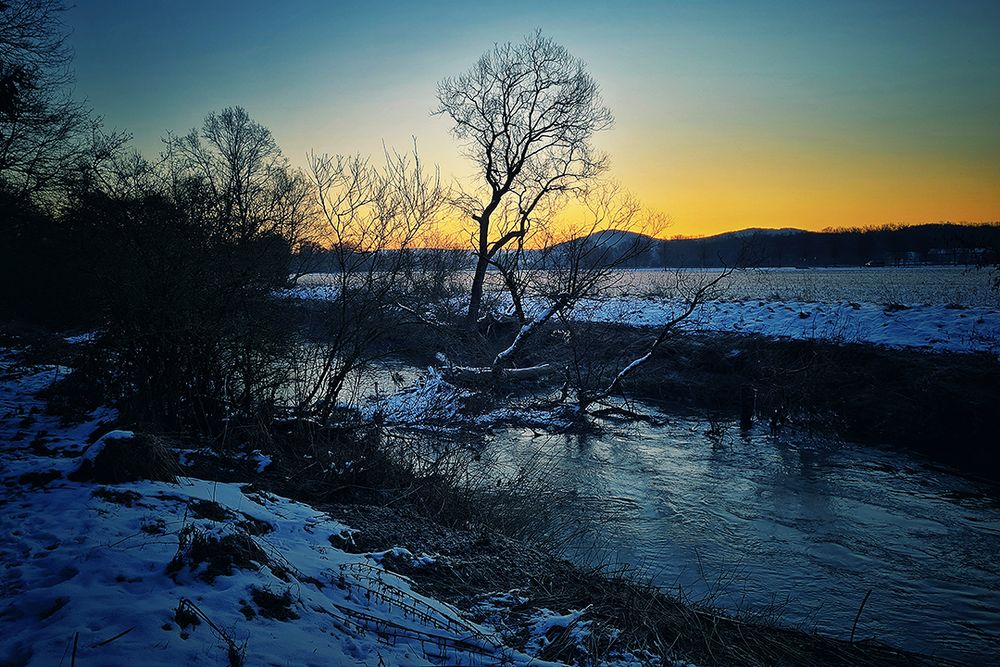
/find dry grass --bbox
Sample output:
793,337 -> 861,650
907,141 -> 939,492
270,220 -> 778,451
166,525 -> 273,584
326,503 -> 951,667
68,433 -> 181,484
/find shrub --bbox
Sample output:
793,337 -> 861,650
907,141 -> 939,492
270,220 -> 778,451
68,431 -> 180,484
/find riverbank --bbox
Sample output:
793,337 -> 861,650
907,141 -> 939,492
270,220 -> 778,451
596,329 -> 1000,480
356,308 -> 1000,481
289,268 -> 1000,356
0,334 -> 953,666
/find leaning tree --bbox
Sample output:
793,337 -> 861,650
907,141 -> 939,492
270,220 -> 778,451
436,31 -> 613,325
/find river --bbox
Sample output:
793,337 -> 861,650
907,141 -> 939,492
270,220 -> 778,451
476,411 -> 1000,663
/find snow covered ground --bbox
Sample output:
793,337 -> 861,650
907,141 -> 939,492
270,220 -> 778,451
0,352 -> 613,666
572,297 -> 1000,355
287,268 -> 1000,355
361,367 -> 578,432
286,288 -> 999,357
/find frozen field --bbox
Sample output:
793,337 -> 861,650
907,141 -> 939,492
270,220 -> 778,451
572,297 -> 1000,354
292,266 -> 1000,355
297,266 -> 1000,308
620,266 -> 999,308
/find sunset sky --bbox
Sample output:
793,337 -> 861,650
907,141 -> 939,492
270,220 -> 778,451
69,0 -> 999,237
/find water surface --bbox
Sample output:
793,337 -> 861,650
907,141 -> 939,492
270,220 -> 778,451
481,414 -> 1000,662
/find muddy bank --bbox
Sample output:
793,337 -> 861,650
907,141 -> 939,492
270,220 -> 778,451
614,330 -> 1000,479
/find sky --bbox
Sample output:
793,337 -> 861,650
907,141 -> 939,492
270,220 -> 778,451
67,0 -> 1000,238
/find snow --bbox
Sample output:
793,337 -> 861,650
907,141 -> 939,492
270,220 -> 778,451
277,282 -> 341,302
286,275 -> 1000,354
248,450 -> 272,474
365,367 -> 470,426
71,430 -> 135,470
361,367 -> 578,431
177,448 -> 215,468
469,594 -> 689,667
0,353 -> 560,666
523,607 -> 590,656
63,332 -> 96,345
367,548 -> 438,568
572,297 -> 1000,354
494,301 -> 562,366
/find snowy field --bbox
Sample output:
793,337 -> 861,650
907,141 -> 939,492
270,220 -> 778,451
573,297 -> 1000,355
620,266 -> 999,307
0,352 -> 642,667
296,266 -> 1000,308
288,268 -> 1000,355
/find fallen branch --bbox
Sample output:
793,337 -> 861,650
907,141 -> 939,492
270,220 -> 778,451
92,626 -> 135,648
395,301 -> 440,327
580,267 -> 735,410
446,364 -> 553,383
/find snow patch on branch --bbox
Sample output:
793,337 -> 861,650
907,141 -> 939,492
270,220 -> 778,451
364,367 -> 471,425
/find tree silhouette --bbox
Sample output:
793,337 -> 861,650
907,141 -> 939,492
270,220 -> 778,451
436,31 -> 613,324
163,106 -> 312,251
0,0 -> 87,199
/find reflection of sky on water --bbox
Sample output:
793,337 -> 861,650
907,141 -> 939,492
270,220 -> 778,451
479,413 -> 1000,662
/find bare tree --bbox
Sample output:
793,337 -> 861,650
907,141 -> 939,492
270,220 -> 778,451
491,184 -> 663,371
436,31 -> 613,325
296,145 -> 444,420
572,266 -> 735,412
164,106 -> 313,254
442,185 -> 664,384
0,0 -> 89,200
159,108 -> 315,423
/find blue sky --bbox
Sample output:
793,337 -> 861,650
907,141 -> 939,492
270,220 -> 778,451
67,1 -> 1000,234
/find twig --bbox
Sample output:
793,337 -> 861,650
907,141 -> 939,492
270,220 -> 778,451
850,589 -> 873,643
93,626 -> 135,647
176,598 -> 241,657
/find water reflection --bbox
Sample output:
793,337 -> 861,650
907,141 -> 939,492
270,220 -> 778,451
467,411 -> 1000,662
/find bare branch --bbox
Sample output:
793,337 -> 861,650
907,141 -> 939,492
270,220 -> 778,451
436,31 -> 613,323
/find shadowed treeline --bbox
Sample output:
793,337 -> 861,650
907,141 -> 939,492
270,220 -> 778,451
654,223 -> 1000,268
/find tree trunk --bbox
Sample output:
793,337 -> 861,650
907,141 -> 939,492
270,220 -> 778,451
466,252 -> 491,325
501,269 -> 527,323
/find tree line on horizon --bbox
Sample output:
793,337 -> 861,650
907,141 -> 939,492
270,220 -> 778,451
299,221 -> 1000,272
649,222 -> 1000,268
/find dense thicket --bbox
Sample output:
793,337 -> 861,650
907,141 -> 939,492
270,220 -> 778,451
2,104 -> 308,439
59,177 -> 298,435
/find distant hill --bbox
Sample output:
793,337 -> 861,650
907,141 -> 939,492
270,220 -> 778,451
298,223 -> 1000,271
578,223 -> 1000,268
712,227 -> 804,239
